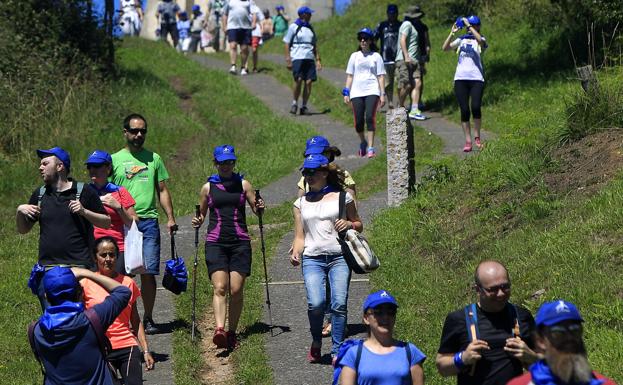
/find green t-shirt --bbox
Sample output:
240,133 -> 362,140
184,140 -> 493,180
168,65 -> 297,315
395,21 -> 419,62
111,148 -> 169,219
273,14 -> 288,36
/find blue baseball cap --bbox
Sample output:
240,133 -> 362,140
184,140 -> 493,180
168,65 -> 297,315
43,266 -> 78,304
467,15 -> 481,25
179,11 -> 188,18
305,136 -> 330,155
300,154 -> 329,169
535,300 -> 584,327
298,6 -> 314,15
357,27 -> 374,39
213,144 -> 237,162
275,5 -> 284,11
192,4 -> 200,12
37,146 -> 71,173
85,149 -> 112,165
387,4 -> 398,13
363,290 -> 398,312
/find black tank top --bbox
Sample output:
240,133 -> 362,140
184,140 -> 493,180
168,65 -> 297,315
205,179 -> 250,243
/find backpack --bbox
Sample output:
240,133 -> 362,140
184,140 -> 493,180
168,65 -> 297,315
332,339 -> 413,385
289,22 -> 316,49
37,182 -> 84,207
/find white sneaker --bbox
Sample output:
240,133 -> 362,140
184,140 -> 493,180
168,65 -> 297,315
240,68 -> 248,76
408,110 -> 427,120
229,65 -> 236,74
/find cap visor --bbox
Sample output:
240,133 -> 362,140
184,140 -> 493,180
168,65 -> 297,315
216,154 -> 237,162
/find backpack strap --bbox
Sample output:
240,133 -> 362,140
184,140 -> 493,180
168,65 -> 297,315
338,191 -> 346,220
289,23 -> 316,48
28,320 -> 46,376
84,308 -> 112,357
75,182 -> 84,201
354,341 -> 363,378
404,342 -> 413,383
508,303 -> 521,338
37,186 -> 47,208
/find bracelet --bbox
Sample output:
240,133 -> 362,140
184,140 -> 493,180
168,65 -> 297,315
453,351 -> 465,369
342,87 -> 350,96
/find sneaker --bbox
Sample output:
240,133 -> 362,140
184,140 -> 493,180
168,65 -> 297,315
367,147 -> 376,158
408,110 -> 427,120
228,65 -> 236,74
307,346 -> 321,363
240,68 -> 248,76
143,317 -> 160,335
213,327 -> 228,348
299,106 -> 309,115
226,331 -> 239,349
474,137 -> 483,149
289,104 -> 298,115
463,142 -> 473,152
358,141 -> 368,157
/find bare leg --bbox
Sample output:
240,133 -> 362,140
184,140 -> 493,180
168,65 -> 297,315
252,47 -> 258,71
412,78 -> 422,108
462,121 -> 472,144
302,80 -> 313,106
211,271 -> 229,328
141,274 -> 156,319
228,271 -> 247,332
293,79 -> 303,102
229,42 -> 238,66
367,131 -> 375,149
240,45 -> 249,69
473,118 -> 481,138
398,86 -> 411,108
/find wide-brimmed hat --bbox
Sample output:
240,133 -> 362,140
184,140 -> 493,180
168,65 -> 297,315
404,5 -> 424,18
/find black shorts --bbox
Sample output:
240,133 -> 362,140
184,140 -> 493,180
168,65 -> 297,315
292,59 -> 317,81
160,23 -> 179,41
205,241 -> 252,276
227,28 -> 252,46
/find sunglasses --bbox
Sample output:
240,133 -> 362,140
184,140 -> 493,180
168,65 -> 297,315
369,308 -> 397,317
97,252 -> 116,258
126,128 -> 147,135
87,163 -> 107,169
479,282 -> 511,294
301,168 -> 318,177
358,36 -> 371,42
547,323 -> 583,336
217,160 -> 235,166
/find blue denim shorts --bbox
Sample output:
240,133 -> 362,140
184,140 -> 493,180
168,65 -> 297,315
138,218 -> 161,275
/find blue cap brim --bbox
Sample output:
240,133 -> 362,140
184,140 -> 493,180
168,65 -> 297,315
215,154 -> 237,162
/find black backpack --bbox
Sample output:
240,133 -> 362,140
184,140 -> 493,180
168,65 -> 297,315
289,23 -> 316,49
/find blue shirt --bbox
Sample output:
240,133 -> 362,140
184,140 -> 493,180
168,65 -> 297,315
341,342 -> 426,385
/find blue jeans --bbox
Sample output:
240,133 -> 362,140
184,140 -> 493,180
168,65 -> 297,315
138,218 -> 161,275
302,254 -> 351,356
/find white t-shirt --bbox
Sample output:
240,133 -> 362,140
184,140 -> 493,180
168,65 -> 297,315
450,36 -> 487,82
283,23 -> 316,61
346,51 -> 386,98
250,4 -> 263,37
223,0 -> 252,30
294,192 -> 354,256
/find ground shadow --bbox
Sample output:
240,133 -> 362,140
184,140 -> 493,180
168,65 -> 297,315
240,321 -> 292,339
304,108 -> 331,116
150,352 -> 170,363
153,318 -> 189,334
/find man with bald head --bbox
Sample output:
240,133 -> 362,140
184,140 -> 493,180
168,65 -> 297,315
436,260 -> 539,385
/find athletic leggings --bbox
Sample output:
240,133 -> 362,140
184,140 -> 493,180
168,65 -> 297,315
454,80 -> 485,122
108,346 -> 143,385
351,95 -> 380,133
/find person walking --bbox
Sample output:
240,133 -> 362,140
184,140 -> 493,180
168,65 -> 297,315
189,5 -> 206,53
111,113 -> 177,335
410,6 -> 431,110
191,145 -> 264,349
395,5 -> 426,120
261,9 -> 273,41
177,11 -> 192,53
442,15 -> 488,152
156,0 -> 180,47
343,27 -> 386,158
248,2 -> 264,73
17,147 -> 110,309
508,300 -> 617,385
283,6 -> 321,115
119,0 -> 143,36
338,290 -> 426,385
222,0 -> 255,76
290,153 -> 363,363
208,0 -> 226,51
374,4 -> 401,109
85,150 -> 138,274
81,237 -> 155,384
29,266 -> 131,385
272,5 -> 289,37
436,260 -> 539,385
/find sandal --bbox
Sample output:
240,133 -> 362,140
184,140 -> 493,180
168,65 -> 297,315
474,137 -> 483,149
321,322 -> 332,337
463,142 -> 472,152
213,327 -> 228,349
307,346 -> 322,363
226,330 -> 239,349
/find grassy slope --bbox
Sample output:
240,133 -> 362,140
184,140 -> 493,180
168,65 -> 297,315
0,38 -> 315,384
264,0 -> 623,383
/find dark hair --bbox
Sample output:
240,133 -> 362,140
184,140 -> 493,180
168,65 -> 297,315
302,146 -> 342,162
323,163 -> 346,191
263,9 -> 270,18
123,113 -> 148,130
93,236 -> 120,257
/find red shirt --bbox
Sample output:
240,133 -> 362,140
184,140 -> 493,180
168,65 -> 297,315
93,187 -> 135,251
508,371 -> 617,385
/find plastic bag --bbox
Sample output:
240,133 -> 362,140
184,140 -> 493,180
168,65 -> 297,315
124,221 -> 145,274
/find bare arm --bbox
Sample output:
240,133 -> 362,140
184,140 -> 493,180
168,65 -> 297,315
284,42 -> 292,68
72,267 -> 122,292
377,74 -> 386,107
343,74 -> 353,104
191,183 -> 210,228
69,200 -> 111,228
290,206 -> 304,266
436,353 -> 460,376
400,34 -> 411,62
462,18 -> 484,46
16,204 -> 39,234
442,24 -> 460,51
158,180 -> 176,233
131,304 -> 155,370
243,180 -> 264,215
411,363 -> 425,385
339,366 -> 357,385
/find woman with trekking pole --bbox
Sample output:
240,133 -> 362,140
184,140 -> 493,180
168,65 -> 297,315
191,145 -> 265,349
336,290 -> 426,385
442,15 -> 488,152
291,153 -> 363,364
81,237 -> 155,384
343,27 -> 386,158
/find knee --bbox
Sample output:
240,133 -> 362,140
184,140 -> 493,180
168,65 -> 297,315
212,282 -> 228,297
308,301 -> 325,316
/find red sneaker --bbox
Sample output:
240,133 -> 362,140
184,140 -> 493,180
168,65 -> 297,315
226,331 -> 239,349
307,346 -> 321,363
213,327 -> 228,349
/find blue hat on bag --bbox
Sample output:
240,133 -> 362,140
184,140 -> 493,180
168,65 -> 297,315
305,136 -> 330,155
213,144 -> 237,162
363,290 -> 398,312
357,27 -> 374,39
85,149 -> 112,165
300,154 -> 329,169
298,6 -> 314,15
37,146 -> 71,173
43,266 -> 78,304
535,300 -> 584,327
467,15 -> 481,25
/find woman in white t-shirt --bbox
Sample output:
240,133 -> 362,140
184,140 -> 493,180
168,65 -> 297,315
291,153 -> 363,364
442,15 -> 488,152
343,28 -> 386,158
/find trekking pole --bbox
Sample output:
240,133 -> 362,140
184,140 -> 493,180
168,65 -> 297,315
255,190 -> 274,336
191,204 -> 200,342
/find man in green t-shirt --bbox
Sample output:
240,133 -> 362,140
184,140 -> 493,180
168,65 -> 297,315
111,113 -> 177,334
272,5 -> 289,36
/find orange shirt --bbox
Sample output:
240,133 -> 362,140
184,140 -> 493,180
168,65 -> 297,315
81,273 -> 141,350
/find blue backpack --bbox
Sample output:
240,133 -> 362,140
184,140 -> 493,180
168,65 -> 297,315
332,339 -> 412,385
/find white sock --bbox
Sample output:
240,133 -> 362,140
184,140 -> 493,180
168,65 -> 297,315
292,100 -> 297,106
411,104 -> 418,112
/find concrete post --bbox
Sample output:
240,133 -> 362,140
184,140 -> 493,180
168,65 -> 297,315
386,108 -> 416,207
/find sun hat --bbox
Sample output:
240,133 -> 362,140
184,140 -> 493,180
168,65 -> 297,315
535,300 -> 584,327
387,4 -> 398,14
37,146 -> 71,173
357,27 -> 374,40
43,266 -> 79,303
362,290 -> 398,313
85,149 -> 112,165
404,5 -> 424,19
298,6 -> 314,15
213,144 -> 237,162
467,15 -> 481,25
305,136 -> 330,155
300,154 -> 329,170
